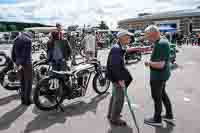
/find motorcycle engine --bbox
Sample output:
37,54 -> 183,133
40,66 -> 48,76
76,70 -> 90,88
70,70 -> 90,97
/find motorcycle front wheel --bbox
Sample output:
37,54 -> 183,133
92,70 -> 110,95
80,47 -> 86,57
33,77 -> 65,111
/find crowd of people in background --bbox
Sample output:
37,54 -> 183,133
163,31 -> 200,47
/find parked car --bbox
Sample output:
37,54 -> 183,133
125,46 -> 142,64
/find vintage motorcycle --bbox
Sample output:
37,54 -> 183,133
33,58 -> 110,111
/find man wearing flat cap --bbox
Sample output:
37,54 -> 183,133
106,30 -> 133,126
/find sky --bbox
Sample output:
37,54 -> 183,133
0,0 -> 199,28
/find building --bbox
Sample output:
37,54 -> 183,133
118,9 -> 200,35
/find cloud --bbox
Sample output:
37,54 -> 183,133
104,3 -> 123,9
0,0 -> 199,28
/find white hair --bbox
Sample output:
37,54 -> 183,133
144,25 -> 159,33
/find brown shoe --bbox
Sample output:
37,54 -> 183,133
109,118 -> 127,126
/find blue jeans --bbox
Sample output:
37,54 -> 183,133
47,48 -> 54,63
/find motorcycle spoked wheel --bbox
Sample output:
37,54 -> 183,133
80,48 -> 86,57
0,52 -> 8,67
33,78 -> 65,111
92,71 -> 110,95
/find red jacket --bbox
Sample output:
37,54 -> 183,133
47,31 -> 64,49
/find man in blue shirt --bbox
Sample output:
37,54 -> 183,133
106,30 -> 133,126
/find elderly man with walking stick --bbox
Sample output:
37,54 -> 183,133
106,30 -> 133,126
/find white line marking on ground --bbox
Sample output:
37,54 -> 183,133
184,97 -> 191,102
125,102 -> 140,109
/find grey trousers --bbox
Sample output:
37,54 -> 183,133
108,83 -> 125,120
107,73 -> 132,120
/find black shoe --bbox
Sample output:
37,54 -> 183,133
109,118 -> 127,126
21,102 -> 31,106
144,117 -> 163,127
107,115 -> 111,120
107,114 -> 122,120
21,100 -> 33,106
162,115 -> 175,123
21,101 -> 26,105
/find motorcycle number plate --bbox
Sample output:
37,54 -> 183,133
49,79 -> 59,90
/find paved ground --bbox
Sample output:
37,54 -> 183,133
0,46 -> 200,133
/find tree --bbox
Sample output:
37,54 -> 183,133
10,25 -> 17,31
7,24 -> 17,31
0,24 -> 7,32
67,25 -> 79,31
98,21 -> 109,30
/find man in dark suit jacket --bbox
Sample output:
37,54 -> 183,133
12,32 -> 33,106
106,30 -> 133,126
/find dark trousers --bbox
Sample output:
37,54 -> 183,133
95,50 -> 98,58
47,48 -> 54,62
198,38 -> 200,46
19,64 -> 33,104
150,80 -> 173,121
108,75 -> 132,120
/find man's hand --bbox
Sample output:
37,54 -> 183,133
146,61 -> 165,69
117,80 -> 125,88
144,61 -> 150,67
16,65 -> 23,71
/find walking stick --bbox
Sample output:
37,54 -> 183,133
124,88 -> 140,133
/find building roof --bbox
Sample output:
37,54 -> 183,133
24,27 -> 57,33
118,9 -> 200,24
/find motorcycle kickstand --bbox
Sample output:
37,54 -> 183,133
55,99 -> 65,112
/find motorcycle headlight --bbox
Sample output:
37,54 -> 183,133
7,71 -> 18,82
40,66 -> 47,75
